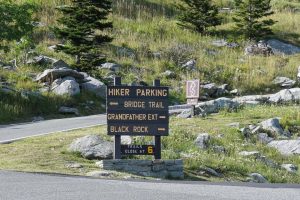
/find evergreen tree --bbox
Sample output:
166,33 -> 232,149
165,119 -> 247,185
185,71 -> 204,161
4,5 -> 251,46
176,0 -> 221,34
233,0 -> 275,41
53,0 -> 113,72
0,0 -> 36,52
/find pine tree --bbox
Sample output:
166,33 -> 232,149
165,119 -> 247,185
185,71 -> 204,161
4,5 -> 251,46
233,0 -> 275,41
53,0 -> 113,72
176,0 -> 221,34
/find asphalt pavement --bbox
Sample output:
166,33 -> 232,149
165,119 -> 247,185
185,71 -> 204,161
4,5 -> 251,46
0,171 -> 299,200
0,114 -> 106,144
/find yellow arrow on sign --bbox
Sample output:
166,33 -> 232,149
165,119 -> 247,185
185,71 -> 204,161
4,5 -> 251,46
158,128 -> 166,131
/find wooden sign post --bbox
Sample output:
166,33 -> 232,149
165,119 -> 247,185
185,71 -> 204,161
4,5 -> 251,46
107,77 -> 169,160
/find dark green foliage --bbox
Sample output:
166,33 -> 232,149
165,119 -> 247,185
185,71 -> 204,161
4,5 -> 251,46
53,0 -> 113,72
176,0 -> 221,34
233,0 -> 276,41
0,0 -> 36,52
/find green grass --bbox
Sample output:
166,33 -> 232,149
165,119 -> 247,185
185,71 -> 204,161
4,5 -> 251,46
0,105 -> 299,183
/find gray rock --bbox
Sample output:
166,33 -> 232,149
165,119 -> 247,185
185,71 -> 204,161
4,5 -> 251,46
248,173 -> 268,183
181,59 -> 196,70
212,145 -> 226,154
69,135 -> 113,159
86,170 -> 113,177
212,39 -> 238,48
201,83 -> 217,96
195,133 -> 211,149
51,77 -> 80,96
162,70 -> 176,79
212,39 -> 228,47
32,116 -> 44,122
268,140 -> 300,156
233,94 -> 270,105
260,118 -> 285,136
27,55 -> 57,66
81,76 -> 106,98
257,133 -> 274,144
273,77 -> 296,88
65,163 -> 83,169
239,151 -> 260,157
230,89 -> 240,96
100,63 -> 121,72
0,86 -> 15,93
195,97 -> 239,115
256,156 -> 278,168
281,164 -> 298,173
245,41 -> 273,56
59,106 -> 79,115
52,60 -> 69,69
203,167 -> 222,177
216,84 -> 229,96
116,47 -> 136,58
266,39 -> 300,55
177,110 -> 191,119
240,127 -> 251,138
36,68 -> 84,83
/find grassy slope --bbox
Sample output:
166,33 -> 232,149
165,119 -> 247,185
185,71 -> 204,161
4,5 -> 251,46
0,0 -> 299,123
0,105 -> 299,183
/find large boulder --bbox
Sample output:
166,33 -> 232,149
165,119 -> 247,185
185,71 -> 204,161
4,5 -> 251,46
36,68 -> 84,83
272,77 -> 296,88
268,88 -> 300,103
267,140 -> 300,156
260,118 -> 285,136
69,135 -> 113,159
81,75 -> 106,98
266,39 -> 300,55
51,77 -> 80,96
195,97 -> 239,115
233,94 -> 270,105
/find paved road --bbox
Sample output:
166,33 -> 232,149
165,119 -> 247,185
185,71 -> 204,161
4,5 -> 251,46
0,171 -> 299,200
0,105 -> 190,144
0,115 -> 106,144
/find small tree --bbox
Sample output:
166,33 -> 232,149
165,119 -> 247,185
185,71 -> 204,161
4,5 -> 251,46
53,0 -> 113,72
176,0 -> 221,34
0,0 -> 36,52
233,0 -> 275,41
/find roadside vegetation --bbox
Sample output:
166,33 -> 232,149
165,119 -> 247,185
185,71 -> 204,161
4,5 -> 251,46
1,0 -> 300,123
0,105 -> 299,183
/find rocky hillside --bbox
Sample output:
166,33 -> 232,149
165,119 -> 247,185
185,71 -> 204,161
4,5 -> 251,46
0,0 -> 300,123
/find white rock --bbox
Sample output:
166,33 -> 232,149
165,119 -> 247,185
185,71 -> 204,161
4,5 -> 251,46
52,78 -> 80,96
297,66 -> 300,82
273,76 -> 296,88
260,118 -> 285,136
268,140 -> 300,156
281,164 -> 298,173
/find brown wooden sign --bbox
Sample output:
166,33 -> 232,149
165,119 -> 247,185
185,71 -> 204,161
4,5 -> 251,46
107,86 -> 169,136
